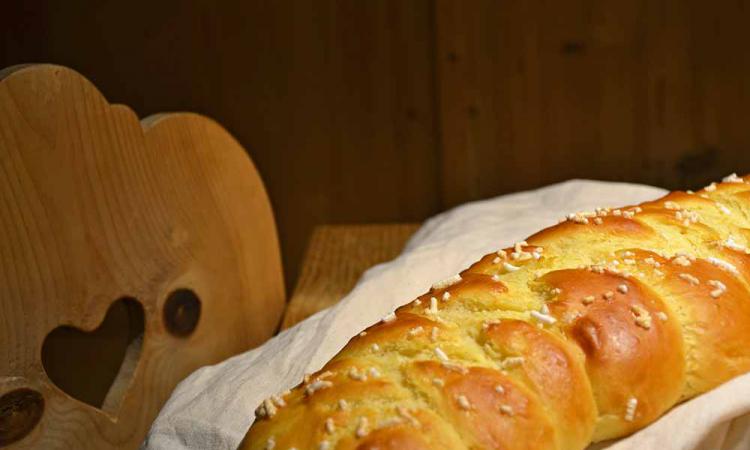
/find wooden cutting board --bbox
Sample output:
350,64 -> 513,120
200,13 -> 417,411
0,64 -> 285,449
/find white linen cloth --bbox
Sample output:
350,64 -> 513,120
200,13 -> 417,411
144,179 -> 750,450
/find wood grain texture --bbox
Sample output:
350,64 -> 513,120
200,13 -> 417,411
0,64 -> 285,449
0,0 -> 441,291
282,224 -> 420,329
435,0 -> 750,207
4,1 -> 750,293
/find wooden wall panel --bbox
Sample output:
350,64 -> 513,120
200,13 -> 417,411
4,0 -> 750,290
435,0 -> 750,207
1,0 -> 440,290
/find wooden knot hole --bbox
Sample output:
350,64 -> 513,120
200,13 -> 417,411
163,288 -> 202,337
561,41 -> 586,54
0,389 -> 44,446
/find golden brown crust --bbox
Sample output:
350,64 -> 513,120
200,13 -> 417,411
543,269 -> 684,440
483,320 -> 596,449
630,249 -> 750,397
528,214 -> 658,245
406,362 -> 557,450
335,410 -> 466,450
243,174 -> 750,450
351,427 -> 431,450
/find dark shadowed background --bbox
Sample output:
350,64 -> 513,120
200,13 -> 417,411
4,0 -> 750,290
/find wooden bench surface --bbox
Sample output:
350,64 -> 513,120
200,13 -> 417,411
282,223 -> 420,329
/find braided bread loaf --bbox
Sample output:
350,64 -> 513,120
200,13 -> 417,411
243,175 -> 750,450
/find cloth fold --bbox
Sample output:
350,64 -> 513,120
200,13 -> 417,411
144,179 -> 750,450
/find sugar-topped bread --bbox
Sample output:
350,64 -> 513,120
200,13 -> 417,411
243,174 -> 750,450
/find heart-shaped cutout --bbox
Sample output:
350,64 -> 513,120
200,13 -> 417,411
0,64 -> 285,448
41,298 -> 144,413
